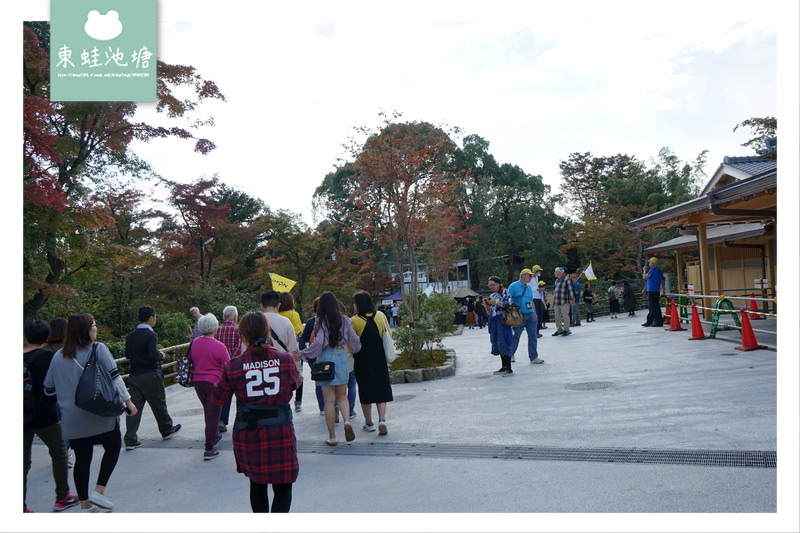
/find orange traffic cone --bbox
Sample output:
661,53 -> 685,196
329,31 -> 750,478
687,304 -> 706,340
666,299 -> 686,331
748,293 -> 764,320
735,307 -> 766,351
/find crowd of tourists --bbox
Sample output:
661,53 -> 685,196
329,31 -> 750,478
23,290 -> 394,514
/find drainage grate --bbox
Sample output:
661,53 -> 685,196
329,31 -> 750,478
296,441 -> 776,469
565,381 -> 616,391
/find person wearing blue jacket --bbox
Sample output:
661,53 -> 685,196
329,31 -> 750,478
507,269 -> 543,364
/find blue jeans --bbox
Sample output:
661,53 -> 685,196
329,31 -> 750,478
511,311 -> 539,361
488,314 -> 513,356
571,303 -> 580,324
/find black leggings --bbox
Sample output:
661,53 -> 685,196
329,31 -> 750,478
249,480 -> 292,513
69,423 -> 122,501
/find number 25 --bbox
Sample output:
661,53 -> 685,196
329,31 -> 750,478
245,368 -> 280,397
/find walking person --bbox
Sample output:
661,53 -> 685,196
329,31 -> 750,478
537,281 -> 550,328
582,282 -> 597,322
551,267 -> 574,336
474,297 -> 488,329
123,306 -> 181,451
607,281 -> 620,318
190,313 -> 230,460
642,257 -> 666,327
350,292 -> 394,435
23,320 -> 79,513
279,292 -> 305,413
213,305 -> 242,432
211,312 -> 301,513
486,276 -> 514,376
508,268 -> 542,363
300,292 -> 362,446
529,265 -> 546,333
569,274 -> 582,326
622,280 -> 637,316
43,313 -> 138,512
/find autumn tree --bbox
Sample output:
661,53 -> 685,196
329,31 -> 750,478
335,115 -> 468,323
23,22 -> 225,321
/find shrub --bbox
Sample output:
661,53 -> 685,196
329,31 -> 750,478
155,312 -> 193,347
423,293 -> 458,332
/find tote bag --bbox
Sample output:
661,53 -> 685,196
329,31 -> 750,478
75,344 -> 125,417
176,340 -> 194,387
379,312 -> 397,363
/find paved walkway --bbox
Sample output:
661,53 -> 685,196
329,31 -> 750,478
22,314 -> 795,532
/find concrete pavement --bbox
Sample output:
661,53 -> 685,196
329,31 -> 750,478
21,313 -> 795,531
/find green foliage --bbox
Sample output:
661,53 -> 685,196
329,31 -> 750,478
186,284 -> 260,322
392,324 -> 443,366
734,116 -> 777,158
423,293 -> 458,332
154,312 -> 193,347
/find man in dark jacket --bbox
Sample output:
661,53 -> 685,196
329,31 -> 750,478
124,306 -> 181,450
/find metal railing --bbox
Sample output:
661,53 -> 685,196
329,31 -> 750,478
114,342 -> 190,382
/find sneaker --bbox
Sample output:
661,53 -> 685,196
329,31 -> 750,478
552,331 -> 562,336
378,420 -> 388,436
218,422 -> 228,433
320,410 -> 325,416
541,325 -> 548,329
537,333 -> 543,338
501,369 -> 514,376
88,491 -> 113,510
294,402 -> 302,413
510,357 -> 515,362
363,422 -> 377,432
350,411 -> 357,419
492,367 -> 507,375
344,422 -> 355,442
162,424 -> 181,440
203,450 -> 220,461
53,493 -> 80,512
530,358 -> 545,364
125,441 -> 142,451
562,331 -> 571,336
574,322 -> 581,326
325,438 -> 338,446
641,322 -> 652,327
81,505 -> 102,513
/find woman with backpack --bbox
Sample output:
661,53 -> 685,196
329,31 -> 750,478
43,313 -> 137,512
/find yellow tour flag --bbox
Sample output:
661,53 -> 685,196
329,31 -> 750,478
584,263 -> 597,281
269,273 -> 297,292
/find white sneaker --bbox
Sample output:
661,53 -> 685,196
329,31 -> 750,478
294,402 -> 302,412
362,422 -> 377,432
81,505 -> 102,513
88,491 -> 113,510
378,420 -> 388,436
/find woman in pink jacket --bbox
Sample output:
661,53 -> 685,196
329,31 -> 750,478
190,313 -> 231,460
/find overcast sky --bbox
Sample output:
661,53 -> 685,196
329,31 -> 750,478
120,2 -> 782,223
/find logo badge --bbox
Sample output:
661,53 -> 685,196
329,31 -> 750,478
50,0 -> 156,101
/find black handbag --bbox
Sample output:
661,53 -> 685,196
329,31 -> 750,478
176,340 -> 194,387
501,285 -> 527,327
310,360 -> 335,381
75,344 -> 126,417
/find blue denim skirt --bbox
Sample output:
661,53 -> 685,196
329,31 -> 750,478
314,346 -> 350,386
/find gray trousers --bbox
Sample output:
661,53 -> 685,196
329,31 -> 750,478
124,371 -> 174,445
24,421 -> 71,506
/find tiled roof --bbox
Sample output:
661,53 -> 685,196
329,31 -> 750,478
722,157 -> 776,178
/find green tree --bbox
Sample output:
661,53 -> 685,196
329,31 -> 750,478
733,116 -> 777,158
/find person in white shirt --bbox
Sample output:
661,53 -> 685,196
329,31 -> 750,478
527,265 -> 545,337
259,291 -> 300,354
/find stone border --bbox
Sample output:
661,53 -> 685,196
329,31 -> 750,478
389,348 -> 456,384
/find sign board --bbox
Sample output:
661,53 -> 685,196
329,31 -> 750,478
687,284 -> 694,295
754,279 -> 770,289
381,300 -> 393,306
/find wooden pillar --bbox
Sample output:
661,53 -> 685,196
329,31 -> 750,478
766,236 -> 776,313
674,251 -> 684,293
697,223 -> 712,319
713,247 -> 723,296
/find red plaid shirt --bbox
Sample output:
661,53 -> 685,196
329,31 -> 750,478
214,321 -> 242,358
211,344 -> 301,484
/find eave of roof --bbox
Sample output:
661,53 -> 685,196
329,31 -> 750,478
643,222 -> 769,253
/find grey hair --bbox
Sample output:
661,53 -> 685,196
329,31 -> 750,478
554,267 -> 565,274
197,313 -> 219,335
222,305 -> 238,321
189,306 -> 199,313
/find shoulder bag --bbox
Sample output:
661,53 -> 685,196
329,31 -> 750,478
75,344 -> 126,417
501,286 -> 525,327
310,360 -> 335,381
378,312 -> 397,363
176,340 -> 194,387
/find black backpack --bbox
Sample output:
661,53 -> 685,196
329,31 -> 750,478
23,351 -> 45,427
